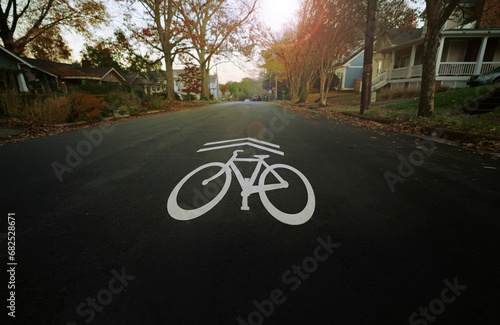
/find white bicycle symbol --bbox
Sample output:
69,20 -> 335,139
167,138 -> 315,225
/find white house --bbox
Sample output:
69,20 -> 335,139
371,0 -> 500,91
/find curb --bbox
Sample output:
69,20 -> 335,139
54,110 -> 163,128
340,112 -> 394,124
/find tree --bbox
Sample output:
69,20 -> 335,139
0,0 -> 108,55
81,42 -> 123,70
178,63 -> 202,100
180,0 -> 258,99
418,0 -> 461,117
125,0 -> 192,100
219,84 -> 229,99
25,27 -> 72,61
310,0 -> 365,106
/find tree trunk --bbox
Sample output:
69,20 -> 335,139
164,55 -> 175,100
297,79 -> 311,103
418,0 -> 461,117
418,24 -> 441,117
202,66 -> 210,99
319,71 -> 328,106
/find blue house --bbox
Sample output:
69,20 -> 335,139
339,51 -> 364,90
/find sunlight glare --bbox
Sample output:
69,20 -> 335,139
260,0 -> 300,32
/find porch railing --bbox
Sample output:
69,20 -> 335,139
410,65 -> 423,77
390,67 -> 408,79
480,62 -> 500,74
371,62 -> 500,88
372,71 -> 388,85
438,63 -> 476,76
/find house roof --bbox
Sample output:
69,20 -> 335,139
24,58 -> 100,79
386,28 -> 423,46
342,48 -> 365,67
80,67 -> 126,82
23,58 -> 125,81
0,46 -> 35,69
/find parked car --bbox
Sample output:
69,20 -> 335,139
467,67 -> 500,86
252,95 -> 261,101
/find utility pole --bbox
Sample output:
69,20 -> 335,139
360,0 -> 377,115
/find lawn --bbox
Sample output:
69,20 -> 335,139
381,85 -> 497,114
363,85 -> 500,139
302,86 -> 500,141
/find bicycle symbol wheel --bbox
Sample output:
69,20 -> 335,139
167,162 -> 231,221
259,164 -> 315,225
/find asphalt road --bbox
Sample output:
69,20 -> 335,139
1,101 -> 499,325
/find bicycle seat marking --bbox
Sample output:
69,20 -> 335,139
167,138 -> 315,225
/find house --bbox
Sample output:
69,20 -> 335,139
147,70 -> 168,93
338,50 -> 364,91
0,46 -> 34,92
209,74 -> 219,100
371,0 -> 500,91
125,72 -> 163,95
23,58 -> 126,93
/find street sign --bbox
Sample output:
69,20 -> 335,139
272,86 -> 277,92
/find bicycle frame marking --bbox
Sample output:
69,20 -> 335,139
205,150 -> 288,210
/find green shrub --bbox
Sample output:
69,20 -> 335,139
99,91 -> 141,116
70,82 -> 131,95
144,96 -> 164,111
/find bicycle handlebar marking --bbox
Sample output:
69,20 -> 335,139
167,139 -> 315,226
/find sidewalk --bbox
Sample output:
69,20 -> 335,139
0,126 -> 23,138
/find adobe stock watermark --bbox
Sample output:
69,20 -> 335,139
458,83 -> 499,114
251,106 -> 296,143
66,267 -> 135,325
236,236 -> 340,325
409,277 -> 467,325
384,128 -> 446,193
52,124 -> 115,182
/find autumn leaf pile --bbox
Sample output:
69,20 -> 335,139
284,104 -> 500,157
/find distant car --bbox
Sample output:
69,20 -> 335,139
244,99 -> 250,102
252,95 -> 261,101
467,66 -> 500,86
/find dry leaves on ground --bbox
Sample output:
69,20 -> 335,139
283,104 -> 500,155
0,105 -> 205,145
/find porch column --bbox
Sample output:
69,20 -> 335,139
390,51 -> 395,79
474,36 -> 489,75
16,64 -> 29,92
406,45 -> 417,78
435,37 -> 446,75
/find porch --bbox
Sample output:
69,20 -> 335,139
372,33 -> 500,90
